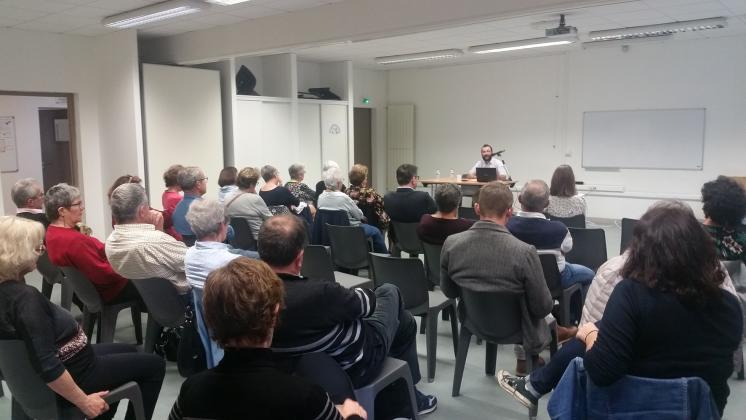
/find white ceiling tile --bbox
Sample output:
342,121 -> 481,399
0,0 -> 75,13
87,0 -> 158,12
0,16 -> 24,27
61,5 -> 119,18
643,0 -> 703,7
57,0 -> 100,4
718,0 -> 746,14
607,9 -> 671,26
34,13 -> 99,27
13,20 -> 84,33
0,5 -> 49,20
588,1 -> 650,16
193,12 -> 246,26
658,1 -> 729,19
224,4 -> 284,19
66,24 -> 116,35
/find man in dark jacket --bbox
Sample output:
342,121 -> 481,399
384,164 -> 437,255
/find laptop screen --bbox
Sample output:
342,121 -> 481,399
476,167 -> 497,182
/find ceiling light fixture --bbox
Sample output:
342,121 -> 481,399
469,14 -> 578,55
206,0 -> 253,5
375,49 -> 464,65
588,17 -> 727,42
102,0 -> 205,29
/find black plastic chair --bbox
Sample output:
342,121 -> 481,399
390,221 -> 423,257
181,235 -> 197,247
451,288 -> 557,419
36,252 -> 73,310
301,245 -> 373,289
459,206 -> 478,221
311,209 -> 350,245
0,340 -> 146,420
129,277 -> 188,353
327,224 -> 371,276
421,242 -> 443,288
538,251 -> 583,326
60,266 -> 142,344
369,253 -> 458,382
229,217 -> 257,251
546,213 -> 586,229
620,218 -> 638,254
566,227 -> 608,272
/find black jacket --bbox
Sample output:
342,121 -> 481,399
383,188 -> 437,223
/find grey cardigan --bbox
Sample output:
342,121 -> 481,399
440,221 -> 553,353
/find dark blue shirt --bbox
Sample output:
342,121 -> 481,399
172,193 -> 199,236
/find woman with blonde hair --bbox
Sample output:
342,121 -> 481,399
0,216 -> 165,419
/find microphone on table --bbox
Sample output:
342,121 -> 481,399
491,150 -> 506,157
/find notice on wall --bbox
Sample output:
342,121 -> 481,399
0,116 -> 19,173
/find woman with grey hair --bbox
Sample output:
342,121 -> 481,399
318,167 -> 388,253
416,184 -> 474,245
44,183 -> 141,305
259,165 -> 301,216
315,160 -> 346,205
285,162 -> 317,202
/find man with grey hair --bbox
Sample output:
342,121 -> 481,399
507,179 -> 594,291
11,178 -> 48,228
184,198 -> 258,368
317,167 -> 388,253
105,183 -> 191,296
172,166 -> 208,243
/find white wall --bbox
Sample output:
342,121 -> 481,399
387,35 -> 746,219
353,68 -> 388,190
0,96 -> 66,214
0,28 -> 142,239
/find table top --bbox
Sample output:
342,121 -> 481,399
420,178 -> 517,188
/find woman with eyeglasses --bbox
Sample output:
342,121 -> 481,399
0,216 -> 165,419
44,183 -> 142,306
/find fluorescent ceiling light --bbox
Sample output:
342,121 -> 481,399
469,35 -> 577,54
206,0 -> 253,4
102,0 -> 205,29
375,49 -> 464,65
589,17 -> 727,42
582,34 -> 673,49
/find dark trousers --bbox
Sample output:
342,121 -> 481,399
530,338 -> 586,395
349,283 -> 421,388
74,343 -> 165,420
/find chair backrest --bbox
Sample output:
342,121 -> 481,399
566,227 -> 608,272
182,235 -> 196,247
229,217 -> 257,250
0,340 -> 60,419
537,251 -> 563,298
546,213 -> 586,229
459,288 -> 524,344
620,218 -> 638,254
60,266 -> 103,313
294,352 -> 356,403
723,260 -> 746,292
311,209 -> 350,245
301,245 -> 336,282
421,242 -> 443,287
36,252 -> 62,284
459,206 -> 478,221
391,221 -> 423,254
130,278 -> 187,328
369,253 -> 429,313
327,224 -> 370,270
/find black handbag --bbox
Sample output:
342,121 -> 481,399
154,306 -> 207,377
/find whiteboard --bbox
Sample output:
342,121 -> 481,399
582,108 -> 705,170
0,116 -> 18,173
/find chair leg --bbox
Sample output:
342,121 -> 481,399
12,398 -> 33,420
452,327 -> 472,397
41,278 -> 53,299
99,309 -> 119,343
448,306 -> 459,357
143,317 -> 162,353
485,342 -> 497,376
131,308 -> 143,345
82,310 -> 96,341
60,281 -> 74,311
425,310 -> 438,382
739,349 -> 745,380
419,315 -> 426,334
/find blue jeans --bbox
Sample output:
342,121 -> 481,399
560,263 -> 595,289
529,337 -> 587,395
360,223 -> 389,254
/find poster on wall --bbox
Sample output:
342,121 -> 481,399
0,116 -> 19,173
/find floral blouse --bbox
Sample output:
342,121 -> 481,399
285,181 -> 315,203
705,224 -> 746,264
346,185 -> 390,231
546,195 -> 586,218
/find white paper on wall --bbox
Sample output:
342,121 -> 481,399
0,116 -> 19,173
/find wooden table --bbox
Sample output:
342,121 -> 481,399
420,178 -> 517,196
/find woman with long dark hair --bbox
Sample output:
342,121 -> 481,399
498,201 -> 742,416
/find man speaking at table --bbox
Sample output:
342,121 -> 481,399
466,144 -> 508,181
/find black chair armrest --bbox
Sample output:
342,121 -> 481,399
103,381 -> 145,420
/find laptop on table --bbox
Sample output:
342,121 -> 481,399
475,167 -> 498,182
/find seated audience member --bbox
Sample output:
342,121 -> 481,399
417,184 -> 473,245
105,183 -> 191,297
259,165 -> 300,215
315,160 -> 345,205
286,163 -> 317,216
11,178 -> 49,228
169,257 -> 367,420
260,215 -> 437,415
318,167 -> 388,254
44,183 -> 140,305
498,201 -> 743,417
162,164 -> 184,240
224,166 -> 273,240
441,182 -> 570,375
217,166 -> 239,204
545,165 -> 586,218
701,176 -> 746,264
107,174 -> 142,202
384,164 -> 436,223
0,216 -> 165,420
172,166 -> 208,240
507,180 -> 594,290
346,164 -> 389,232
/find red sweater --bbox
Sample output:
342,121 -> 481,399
162,190 -> 183,240
45,225 -> 128,303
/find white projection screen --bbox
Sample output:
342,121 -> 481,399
582,108 -> 705,170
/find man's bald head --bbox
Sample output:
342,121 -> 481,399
519,180 -> 550,213
258,215 -> 307,267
